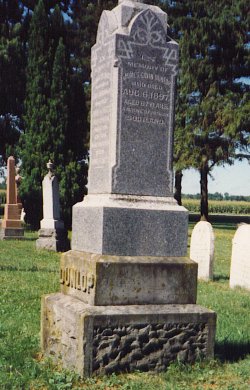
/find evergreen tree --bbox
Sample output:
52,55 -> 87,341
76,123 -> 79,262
0,0 -> 25,167
20,1 -> 88,228
48,37 -> 87,227
19,0 -> 52,227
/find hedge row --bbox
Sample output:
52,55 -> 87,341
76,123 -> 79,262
183,199 -> 250,215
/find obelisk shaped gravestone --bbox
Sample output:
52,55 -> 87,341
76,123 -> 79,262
36,161 -> 69,252
41,0 -> 216,377
0,156 -> 24,239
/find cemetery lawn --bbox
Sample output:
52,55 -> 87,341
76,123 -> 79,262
0,224 -> 249,389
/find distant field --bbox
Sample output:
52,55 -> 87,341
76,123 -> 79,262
183,198 -> 250,215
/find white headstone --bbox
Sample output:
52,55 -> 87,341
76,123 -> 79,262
40,161 -> 64,230
190,221 -> 215,280
230,224 -> 250,290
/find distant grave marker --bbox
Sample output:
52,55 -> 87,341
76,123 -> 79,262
36,161 -> 69,252
230,224 -> 250,290
190,221 -> 214,280
0,156 -> 24,240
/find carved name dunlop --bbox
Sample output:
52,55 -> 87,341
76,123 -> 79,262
60,267 -> 95,294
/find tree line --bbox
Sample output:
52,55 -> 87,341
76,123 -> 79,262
0,0 -> 249,228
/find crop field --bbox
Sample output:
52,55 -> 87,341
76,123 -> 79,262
183,199 -> 250,215
0,224 -> 249,389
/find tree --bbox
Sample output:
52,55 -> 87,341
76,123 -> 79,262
19,1 -> 88,228
0,0 -> 25,168
163,0 -> 250,220
48,37 -> 88,227
18,0 -> 51,227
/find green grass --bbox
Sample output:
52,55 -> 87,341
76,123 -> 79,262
0,225 -> 250,389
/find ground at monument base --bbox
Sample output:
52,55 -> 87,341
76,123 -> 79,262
41,293 -> 216,377
0,227 -> 24,240
36,228 -> 70,252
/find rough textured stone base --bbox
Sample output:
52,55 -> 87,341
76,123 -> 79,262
41,293 -> 216,377
0,227 -> 24,240
60,250 -> 198,305
36,228 -> 70,252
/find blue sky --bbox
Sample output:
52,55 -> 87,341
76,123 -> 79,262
182,159 -> 250,196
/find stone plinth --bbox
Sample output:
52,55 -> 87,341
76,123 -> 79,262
36,162 -> 69,252
0,156 -> 24,240
230,224 -> 250,290
60,250 -> 198,305
41,293 -> 216,377
72,195 -> 188,257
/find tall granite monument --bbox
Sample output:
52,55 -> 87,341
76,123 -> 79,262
41,0 -> 216,376
0,156 -> 24,239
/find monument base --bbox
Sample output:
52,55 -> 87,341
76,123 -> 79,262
72,194 -> 188,257
0,227 -> 24,240
60,250 -> 198,305
41,293 -> 216,377
36,228 -> 70,252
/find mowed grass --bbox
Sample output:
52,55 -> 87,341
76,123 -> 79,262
0,225 -> 249,389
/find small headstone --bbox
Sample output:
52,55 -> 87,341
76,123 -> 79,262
0,156 -> 24,239
190,221 -> 214,280
36,161 -> 70,252
230,224 -> 250,290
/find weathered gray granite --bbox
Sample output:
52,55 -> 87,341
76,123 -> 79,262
72,194 -> 188,256
41,0 -> 216,376
88,1 -> 178,197
60,250 -> 197,305
41,293 -> 216,377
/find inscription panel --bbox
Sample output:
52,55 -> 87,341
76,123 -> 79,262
112,9 -> 178,196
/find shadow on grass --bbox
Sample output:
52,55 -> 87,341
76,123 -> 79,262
213,274 -> 229,282
215,341 -> 250,362
0,265 -> 56,273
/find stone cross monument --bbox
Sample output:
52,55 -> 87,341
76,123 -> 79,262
41,0 -> 216,376
36,161 -> 69,251
0,156 -> 24,239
